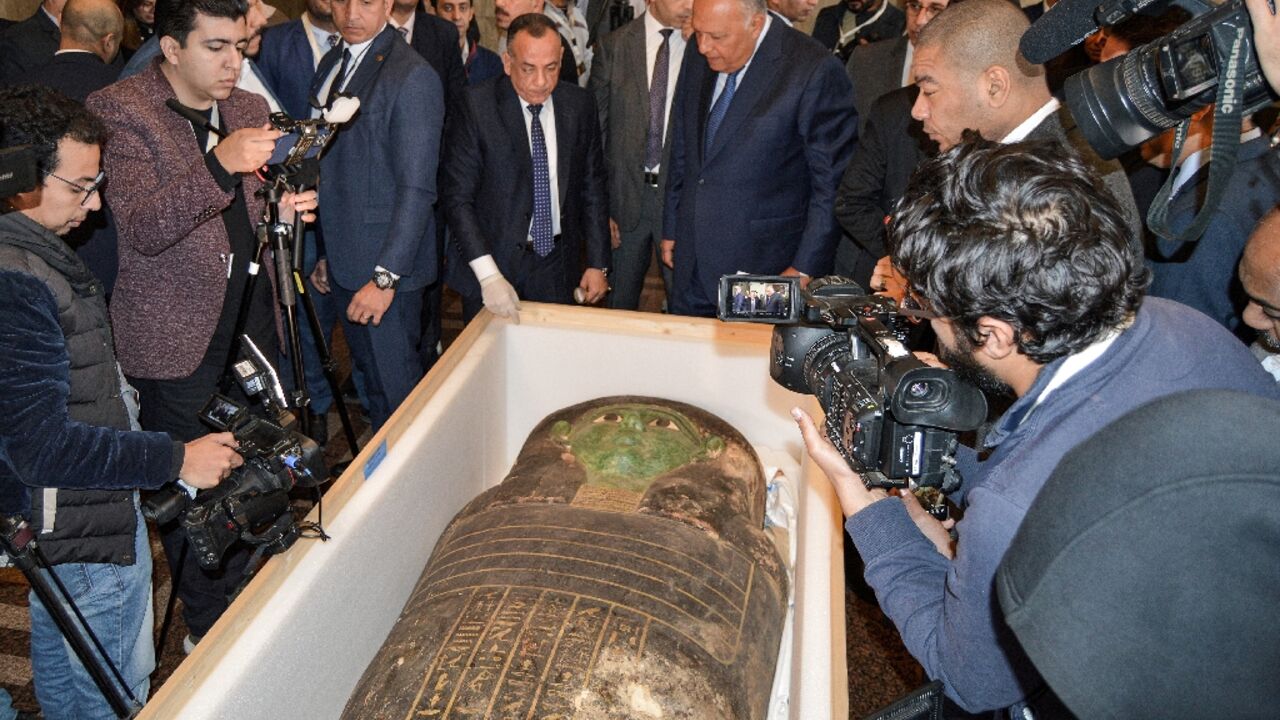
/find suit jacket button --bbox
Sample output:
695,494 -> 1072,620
698,179 -> 704,185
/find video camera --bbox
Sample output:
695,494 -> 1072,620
144,342 -> 326,570
719,276 -> 987,512
0,145 -> 37,199
1022,0 -> 1277,160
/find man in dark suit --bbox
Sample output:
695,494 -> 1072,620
834,85 -> 932,285
390,0 -> 465,105
589,0 -> 690,310
660,0 -> 857,317
0,0 -> 64,84
309,0 -> 444,431
21,0 -> 122,102
444,13 -> 609,320
433,0 -> 504,85
844,0 -> 949,134
811,0 -> 903,62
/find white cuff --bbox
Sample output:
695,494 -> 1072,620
470,255 -> 501,283
374,265 -> 400,280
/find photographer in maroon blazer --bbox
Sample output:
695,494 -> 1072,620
86,0 -> 315,652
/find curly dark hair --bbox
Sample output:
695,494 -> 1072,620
0,84 -> 108,185
888,133 -> 1150,364
155,0 -> 247,46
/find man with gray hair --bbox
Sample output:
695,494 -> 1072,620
661,0 -> 857,316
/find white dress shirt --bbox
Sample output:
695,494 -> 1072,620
302,13 -> 341,68
1000,97 -> 1061,144
643,11 -> 687,173
900,40 -> 914,88
390,12 -> 416,44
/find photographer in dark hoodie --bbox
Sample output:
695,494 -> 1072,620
0,84 -> 238,720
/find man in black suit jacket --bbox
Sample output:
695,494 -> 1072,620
21,0 -> 123,102
811,0 -> 903,62
834,85 -> 933,285
0,0 -> 64,84
390,0 -> 466,107
444,13 -> 609,320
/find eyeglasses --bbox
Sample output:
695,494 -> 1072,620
47,170 -> 106,206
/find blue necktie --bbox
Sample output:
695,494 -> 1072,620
529,104 -> 555,257
704,70 -> 738,156
645,28 -> 673,170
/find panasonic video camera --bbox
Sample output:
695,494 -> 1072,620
719,276 -> 987,505
144,350 -> 326,570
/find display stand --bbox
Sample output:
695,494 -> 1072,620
138,305 -> 849,719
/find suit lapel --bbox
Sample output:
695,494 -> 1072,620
309,43 -> 342,108
624,20 -> 648,108
705,20 -> 783,162
499,79 -> 533,187
696,53 -> 715,164
341,26 -> 397,100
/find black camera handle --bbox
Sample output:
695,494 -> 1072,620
0,517 -> 143,718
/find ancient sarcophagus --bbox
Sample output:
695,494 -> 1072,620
343,396 -> 789,719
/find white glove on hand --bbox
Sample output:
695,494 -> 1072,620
479,272 -> 522,323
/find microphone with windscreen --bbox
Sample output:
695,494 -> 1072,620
1019,0 -> 1166,64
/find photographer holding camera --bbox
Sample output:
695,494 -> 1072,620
794,136 -> 1279,714
0,84 -> 240,720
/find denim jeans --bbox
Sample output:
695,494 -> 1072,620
28,505 -> 155,720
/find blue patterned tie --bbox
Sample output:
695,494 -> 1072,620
529,104 -> 555,257
704,70 -> 739,156
645,28 -> 673,170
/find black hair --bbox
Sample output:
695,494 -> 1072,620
154,0 -> 247,45
0,84 -> 108,185
888,132 -> 1150,364
506,12 -> 559,45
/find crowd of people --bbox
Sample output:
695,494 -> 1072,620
2,0 -> 1280,716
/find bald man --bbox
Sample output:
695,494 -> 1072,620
1240,210 -> 1280,382
21,0 -> 123,101
908,0 -> 1142,244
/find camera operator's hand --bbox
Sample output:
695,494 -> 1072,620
870,256 -> 908,304
792,407 -> 888,517
180,433 -> 242,489
780,267 -> 811,290
280,189 -> 318,225
310,258 -> 331,294
212,124 -> 282,175
578,268 -> 608,304
901,490 -> 956,559
659,239 -> 675,269
348,282 -> 394,326
480,271 -> 522,322
1247,0 -> 1280,94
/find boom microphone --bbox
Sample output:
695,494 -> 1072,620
1019,0 -> 1104,64
165,98 -> 227,138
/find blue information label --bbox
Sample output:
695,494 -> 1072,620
363,440 -> 388,480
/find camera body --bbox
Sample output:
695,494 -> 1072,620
144,357 -> 325,570
1052,0 -> 1277,159
720,276 -> 987,495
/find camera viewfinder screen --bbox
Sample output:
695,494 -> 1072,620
726,280 -> 794,320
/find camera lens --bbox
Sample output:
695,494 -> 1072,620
1066,45 -> 1185,160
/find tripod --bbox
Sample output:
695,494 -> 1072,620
221,171 -> 361,456
0,517 -> 142,719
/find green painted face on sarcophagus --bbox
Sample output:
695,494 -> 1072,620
549,402 -> 727,492
343,397 -> 788,720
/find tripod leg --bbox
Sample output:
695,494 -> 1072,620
296,268 -> 361,455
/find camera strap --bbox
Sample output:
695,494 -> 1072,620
1146,21 -> 1248,245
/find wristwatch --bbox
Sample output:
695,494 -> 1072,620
372,269 -> 399,290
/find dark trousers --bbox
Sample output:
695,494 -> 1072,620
331,281 -> 426,431
608,182 -> 673,310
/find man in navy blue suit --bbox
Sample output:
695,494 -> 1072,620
308,0 -> 444,430
660,0 -> 857,317
443,13 -> 609,321
433,0 -> 504,85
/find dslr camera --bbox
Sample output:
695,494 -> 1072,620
144,353 -> 326,570
719,276 -> 987,509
